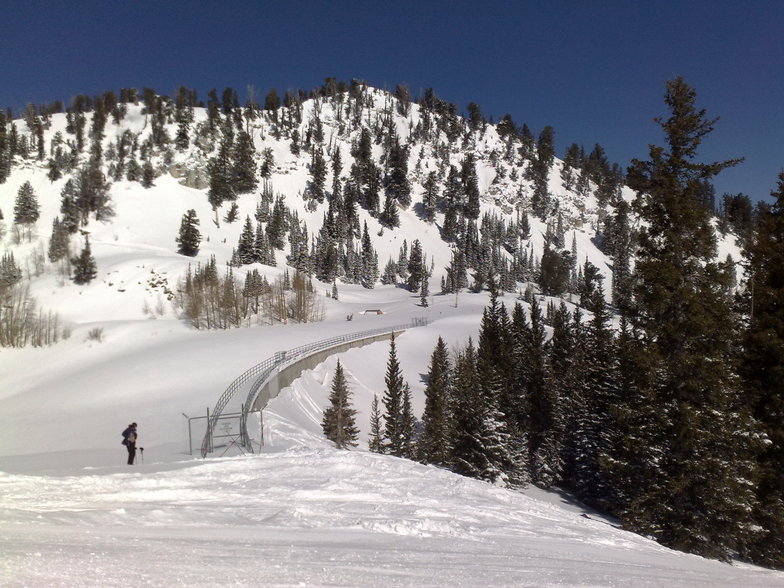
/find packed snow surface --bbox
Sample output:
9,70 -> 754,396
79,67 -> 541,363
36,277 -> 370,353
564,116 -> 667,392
1,289 -> 782,587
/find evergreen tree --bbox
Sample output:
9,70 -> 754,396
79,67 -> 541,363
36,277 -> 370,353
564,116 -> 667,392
237,216 -> 256,264
400,383 -> 417,459
739,172 -> 784,567
449,339 -> 495,481
308,147 -> 327,202
419,270 -> 430,306
232,130 -> 257,194
59,179 -> 80,233
539,246 -> 571,296
224,202 -> 239,224
406,239 -> 424,292
600,319 -> 659,519
208,140 -> 234,209
176,209 -> 201,257
141,160 -> 155,188
514,300 -> 555,485
625,77 -> 757,559
530,126 -> 555,218
256,222 -> 276,266
381,257 -> 398,285
547,303 -> 579,486
0,252 -> 23,291
571,283 -> 619,509
421,171 -> 438,223
48,217 -> 70,262
418,337 -> 452,466
368,395 -> 384,453
331,148 -> 342,200
462,153 -> 480,220
379,193 -> 400,228
322,360 -> 359,449
14,181 -> 40,227
382,333 -> 406,456
0,110 -> 9,183
609,200 -> 635,315
360,221 -> 378,288
72,236 -> 97,284
386,136 -> 411,208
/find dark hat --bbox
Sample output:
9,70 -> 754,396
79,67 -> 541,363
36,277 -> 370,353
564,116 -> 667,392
131,422 -> 137,427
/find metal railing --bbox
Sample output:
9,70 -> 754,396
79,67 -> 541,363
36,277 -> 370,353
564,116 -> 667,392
200,317 -> 428,457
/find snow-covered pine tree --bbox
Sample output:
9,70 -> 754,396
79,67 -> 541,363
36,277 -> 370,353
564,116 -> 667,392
72,236 -> 97,284
385,134 -> 410,208
421,171 -> 438,223
417,337 -> 452,467
237,216 -> 256,265
359,223 -> 378,288
380,257 -> 397,285
546,303 -> 578,487
382,333 -> 406,456
0,110 -> 9,183
255,222 -> 275,266
739,171 -> 784,567
176,209 -> 201,257
14,181 -> 40,237
571,283 -> 619,510
141,160 -> 155,188
48,217 -> 70,263
368,395 -> 383,454
448,339 -> 494,481
511,300 -> 551,485
0,252 -> 23,292
400,383 -> 416,459
232,130 -> 257,194
462,153 -> 480,220
321,360 -> 359,449
308,147 -> 327,202
406,239 -> 424,292
419,268 -> 430,306
208,140 -> 234,210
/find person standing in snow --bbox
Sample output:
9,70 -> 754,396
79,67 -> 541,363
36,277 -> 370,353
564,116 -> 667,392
122,422 -> 138,465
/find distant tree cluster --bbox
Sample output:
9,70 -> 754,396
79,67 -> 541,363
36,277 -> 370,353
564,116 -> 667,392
175,258 -> 323,329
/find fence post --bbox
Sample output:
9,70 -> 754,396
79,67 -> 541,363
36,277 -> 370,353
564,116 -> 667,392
206,406 -> 212,454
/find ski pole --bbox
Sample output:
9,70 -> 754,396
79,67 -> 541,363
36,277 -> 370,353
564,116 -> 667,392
140,447 -> 144,464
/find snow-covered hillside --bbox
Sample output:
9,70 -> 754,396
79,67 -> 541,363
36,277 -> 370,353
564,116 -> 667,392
1,289 -> 782,586
0,85 -> 765,585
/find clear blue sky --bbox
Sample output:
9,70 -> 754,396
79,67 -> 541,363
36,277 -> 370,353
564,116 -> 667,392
2,0 -> 782,203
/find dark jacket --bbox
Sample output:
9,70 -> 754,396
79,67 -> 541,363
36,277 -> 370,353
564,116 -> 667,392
122,426 -> 137,447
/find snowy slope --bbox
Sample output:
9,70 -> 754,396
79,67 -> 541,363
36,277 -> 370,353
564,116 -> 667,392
1,289 -> 783,586
0,87 -> 768,586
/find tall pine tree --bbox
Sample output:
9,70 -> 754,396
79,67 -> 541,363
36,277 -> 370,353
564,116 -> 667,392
418,337 -> 452,467
739,172 -> 784,567
625,77 -> 757,560
322,360 -> 359,449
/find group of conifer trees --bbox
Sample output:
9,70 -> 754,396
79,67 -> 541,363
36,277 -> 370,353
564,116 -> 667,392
322,78 -> 784,569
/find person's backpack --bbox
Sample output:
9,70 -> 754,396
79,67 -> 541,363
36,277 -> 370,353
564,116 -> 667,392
121,427 -> 135,446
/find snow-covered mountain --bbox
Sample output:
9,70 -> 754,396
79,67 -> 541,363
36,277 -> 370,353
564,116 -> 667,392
1,84 -> 771,586
0,85 -> 630,325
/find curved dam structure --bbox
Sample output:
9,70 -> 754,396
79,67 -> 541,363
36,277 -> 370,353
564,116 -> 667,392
201,318 -> 427,457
